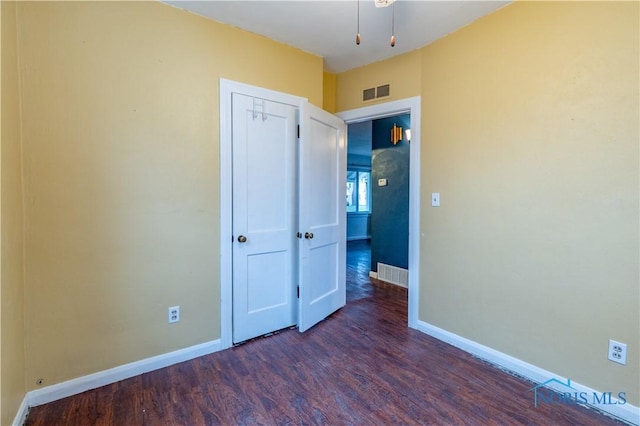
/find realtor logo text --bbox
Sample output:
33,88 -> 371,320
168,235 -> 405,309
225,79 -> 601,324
530,378 -> 626,408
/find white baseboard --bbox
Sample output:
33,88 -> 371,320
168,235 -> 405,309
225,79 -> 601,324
369,271 -> 378,279
417,320 -> 639,425
12,394 -> 29,426
25,339 -> 222,412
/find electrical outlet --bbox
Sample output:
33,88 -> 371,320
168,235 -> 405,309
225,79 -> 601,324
168,306 -> 180,324
608,339 -> 627,365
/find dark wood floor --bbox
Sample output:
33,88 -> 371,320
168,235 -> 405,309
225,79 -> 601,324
25,239 -> 622,425
346,239 -> 407,304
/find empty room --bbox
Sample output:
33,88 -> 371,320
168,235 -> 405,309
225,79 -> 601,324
1,1 -> 638,425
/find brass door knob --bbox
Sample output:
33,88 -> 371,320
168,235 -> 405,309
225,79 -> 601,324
237,235 -> 247,243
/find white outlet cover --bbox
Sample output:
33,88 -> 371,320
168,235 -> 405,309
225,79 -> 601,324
168,306 -> 180,324
608,339 -> 627,365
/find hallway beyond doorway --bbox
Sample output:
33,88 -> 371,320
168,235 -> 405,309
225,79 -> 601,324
347,239 -> 407,305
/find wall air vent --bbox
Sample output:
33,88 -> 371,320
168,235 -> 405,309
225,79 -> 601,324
362,84 -> 391,102
377,262 -> 408,288
362,87 -> 376,102
376,84 -> 390,98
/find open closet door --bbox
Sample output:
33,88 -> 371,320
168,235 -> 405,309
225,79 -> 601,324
298,103 -> 347,332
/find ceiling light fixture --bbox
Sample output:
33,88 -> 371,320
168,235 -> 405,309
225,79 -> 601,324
374,0 -> 395,7
356,0 -> 361,45
357,0 -> 397,47
390,0 -> 396,47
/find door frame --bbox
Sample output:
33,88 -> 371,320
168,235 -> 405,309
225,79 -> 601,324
219,79 -> 307,349
337,97 -> 421,329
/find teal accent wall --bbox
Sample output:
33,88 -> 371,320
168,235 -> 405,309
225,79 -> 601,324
347,153 -> 371,168
371,114 -> 410,271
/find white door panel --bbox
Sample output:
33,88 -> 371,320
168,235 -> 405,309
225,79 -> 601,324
232,93 -> 297,343
246,251 -> 289,313
298,103 -> 347,332
308,118 -> 340,227
308,242 -> 339,302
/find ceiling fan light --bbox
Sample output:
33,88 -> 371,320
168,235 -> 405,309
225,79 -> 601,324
375,0 -> 395,8
390,0 -> 396,47
355,0 -> 361,46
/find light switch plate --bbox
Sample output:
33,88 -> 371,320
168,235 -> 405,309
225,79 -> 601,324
378,178 -> 388,187
432,193 -> 440,207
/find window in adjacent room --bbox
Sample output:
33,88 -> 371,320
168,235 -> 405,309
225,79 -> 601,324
346,170 -> 371,213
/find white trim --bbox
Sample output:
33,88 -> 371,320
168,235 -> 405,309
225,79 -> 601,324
12,395 -> 29,426
219,79 -> 233,350
369,271 -> 378,279
219,79 -> 307,348
337,97 -> 421,330
417,320 -> 640,425
25,339 -> 222,410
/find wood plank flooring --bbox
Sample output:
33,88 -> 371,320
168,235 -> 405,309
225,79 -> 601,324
24,240 -> 623,425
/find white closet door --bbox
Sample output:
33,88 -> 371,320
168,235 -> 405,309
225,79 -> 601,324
298,102 -> 347,332
231,93 -> 298,343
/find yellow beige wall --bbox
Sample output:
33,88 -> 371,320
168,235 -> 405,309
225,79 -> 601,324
322,71 -> 337,113
420,0 -> 638,404
336,50 -> 421,112
337,0 -> 639,407
16,1 -> 322,391
1,1 -> 26,424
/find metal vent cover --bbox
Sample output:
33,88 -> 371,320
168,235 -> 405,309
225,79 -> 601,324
362,87 -> 376,102
376,84 -> 390,98
362,84 -> 391,102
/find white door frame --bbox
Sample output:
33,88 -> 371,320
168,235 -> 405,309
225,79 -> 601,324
337,97 -> 421,329
219,79 -> 307,349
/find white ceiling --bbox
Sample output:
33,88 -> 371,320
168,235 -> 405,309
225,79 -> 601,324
165,0 -> 511,73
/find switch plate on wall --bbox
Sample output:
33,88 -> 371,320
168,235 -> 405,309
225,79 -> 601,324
432,193 -> 440,207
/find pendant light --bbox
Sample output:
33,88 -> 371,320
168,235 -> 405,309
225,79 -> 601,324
390,0 -> 396,47
356,0 -> 397,47
356,0 -> 361,45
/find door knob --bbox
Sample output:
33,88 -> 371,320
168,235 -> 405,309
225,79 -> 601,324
237,235 -> 247,243
304,232 -> 314,240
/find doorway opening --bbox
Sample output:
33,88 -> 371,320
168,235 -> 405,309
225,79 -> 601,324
338,97 -> 421,329
346,112 -> 410,305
